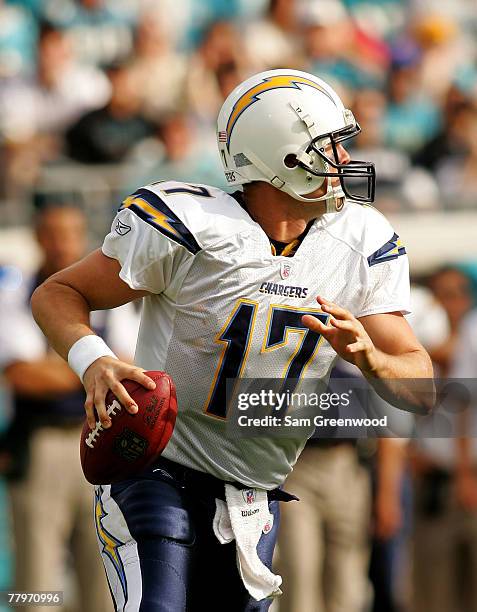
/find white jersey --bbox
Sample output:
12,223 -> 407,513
102,181 -> 410,489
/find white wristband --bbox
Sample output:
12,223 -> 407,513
68,335 -> 118,382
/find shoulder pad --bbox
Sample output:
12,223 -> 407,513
323,202 -> 406,265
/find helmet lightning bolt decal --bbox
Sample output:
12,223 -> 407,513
225,75 -> 334,151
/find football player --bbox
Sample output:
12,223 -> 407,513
31,69 -> 434,611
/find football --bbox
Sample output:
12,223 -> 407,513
80,371 -> 177,485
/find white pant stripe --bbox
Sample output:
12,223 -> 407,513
94,485 -> 143,611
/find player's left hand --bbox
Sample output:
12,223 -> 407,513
302,296 -> 380,375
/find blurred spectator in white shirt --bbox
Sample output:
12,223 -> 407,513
185,21 -> 249,127
127,11 -> 187,122
0,202 -> 139,612
0,24 -> 110,199
0,24 -> 110,144
451,309 -> 477,379
243,0 -> 302,72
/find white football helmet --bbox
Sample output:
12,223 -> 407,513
217,68 -> 375,212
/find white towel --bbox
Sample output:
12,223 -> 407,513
212,485 -> 282,601
213,498 -> 234,544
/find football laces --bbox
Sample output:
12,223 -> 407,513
85,399 -> 123,448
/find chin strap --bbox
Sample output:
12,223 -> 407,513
283,178 -> 345,213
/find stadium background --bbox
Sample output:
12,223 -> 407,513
0,0 -> 476,610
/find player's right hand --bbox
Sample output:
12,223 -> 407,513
83,357 -> 156,430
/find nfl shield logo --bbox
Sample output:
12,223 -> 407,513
280,262 -> 292,280
242,489 -> 256,505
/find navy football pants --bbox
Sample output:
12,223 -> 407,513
99,462 -> 281,611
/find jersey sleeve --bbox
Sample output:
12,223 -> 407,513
102,189 -> 198,294
356,209 -> 411,318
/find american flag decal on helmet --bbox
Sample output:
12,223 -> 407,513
218,131 -> 227,142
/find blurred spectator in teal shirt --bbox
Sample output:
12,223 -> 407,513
383,38 -> 441,154
0,2 -> 37,78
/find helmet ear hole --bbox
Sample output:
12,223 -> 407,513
284,153 -> 298,169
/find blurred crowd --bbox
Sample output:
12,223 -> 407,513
273,261 -> 477,612
0,0 -> 476,227
1,1 -> 477,611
